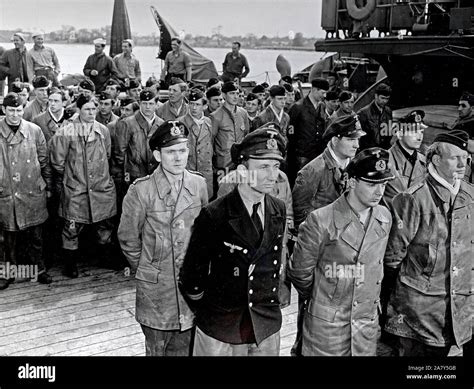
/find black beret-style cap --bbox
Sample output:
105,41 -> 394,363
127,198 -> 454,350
128,79 -> 141,89
433,129 -> 469,151
311,78 -> 329,91
32,76 -> 50,88
460,92 -> 474,106
207,77 -> 220,88
283,83 -> 294,93
338,91 -> 353,103
252,84 -> 265,94
139,89 -> 156,101
10,83 -> 24,94
231,123 -> 286,164
246,92 -> 259,102
98,91 -> 114,101
188,89 -> 205,102
206,88 -> 222,99
79,79 -> 95,92
120,97 -> 137,107
222,81 -> 238,94
345,147 -> 395,183
76,94 -> 97,110
375,83 -> 392,96
106,79 -> 120,87
326,91 -> 339,101
323,114 -> 366,141
2,93 -> 23,107
269,85 -> 286,97
280,76 -> 292,84
149,120 -> 189,150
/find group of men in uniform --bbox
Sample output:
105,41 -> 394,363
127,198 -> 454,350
0,32 -> 472,357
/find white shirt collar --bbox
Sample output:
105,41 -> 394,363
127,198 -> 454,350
328,142 -> 350,169
428,163 -> 461,197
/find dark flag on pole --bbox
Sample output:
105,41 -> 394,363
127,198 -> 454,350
110,0 -> 132,58
150,5 -> 218,81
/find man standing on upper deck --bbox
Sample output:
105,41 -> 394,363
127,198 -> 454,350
83,38 -> 121,94
357,83 -> 393,150
0,33 -> 34,92
221,42 -> 250,83
113,39 -> 141,87
211,81 -> 250,172
28,32 -> 61,87
160,37 -> 192,87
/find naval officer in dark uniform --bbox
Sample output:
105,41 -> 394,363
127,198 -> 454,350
179,125 -> 287,356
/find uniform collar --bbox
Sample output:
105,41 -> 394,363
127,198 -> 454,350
154,166 -> 197,199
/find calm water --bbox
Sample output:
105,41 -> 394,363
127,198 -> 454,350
0,42 -> 324,85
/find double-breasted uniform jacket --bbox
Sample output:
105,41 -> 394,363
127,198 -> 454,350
357,101 -> 393,150
156,100 -> 189,121
0,48 -> 34,89
49,118 -> 116,224
117,167 -> 208,330
384,174 -> 474,348
178,113 -> 214,199
383,141 -> 426,206
289,195 -> 393,356
252,105 -> 290,140
23,99 -> 47,123
217,169 -> 294,308
114,111 -> 164,187
179,188 -> 287,344
288,96 -> 327,161
0,119 -> 51,231
211,105 -> 250,169
32,110 -> 66,144
292,147 -> 345,229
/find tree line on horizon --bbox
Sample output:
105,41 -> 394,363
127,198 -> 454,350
0,26 -> 318,48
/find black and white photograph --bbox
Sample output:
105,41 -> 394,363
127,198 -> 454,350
0,0 -> 472,387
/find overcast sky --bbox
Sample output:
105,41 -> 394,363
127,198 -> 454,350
0,0 -> 324,37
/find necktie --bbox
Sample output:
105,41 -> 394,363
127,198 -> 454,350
251,203 -> 263,241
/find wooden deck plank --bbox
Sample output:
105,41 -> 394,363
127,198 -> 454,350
93,342 -> 145,357
0,267 -> 119,299
0,309 -> 137,351
8,323 -> 140,356
54,332 -> 144,356
1,298 -> 136,337
0,280 -> 135,319
0,290 -> 135,328
0,276 -> 133,308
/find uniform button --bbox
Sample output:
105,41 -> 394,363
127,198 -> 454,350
272,287 -> 276,292
249,289 -> 253,294
179,314 -> 184,323
352,319 -> 356,324
376,280 -> 381,285
271,299 -> 275,303
26,159 -> 30,163
29,191 -> 32,194
15,192 -> 18,196
249,276 -> 254,281
11,162 -> 15,165
274,245 -> 278,251
273,273 -> 277,278
353,301 -> 358,307
89,189 -> 92,191
243,249 -> 248,254
378,259 -> 383,264
249,302 -> 253,308
27,175 -> 31,178
452,290 -> 456,296
273,260 -> 277,265
452,242 -> 457,246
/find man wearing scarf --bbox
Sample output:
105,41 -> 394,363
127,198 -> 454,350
384,129 -> 473,356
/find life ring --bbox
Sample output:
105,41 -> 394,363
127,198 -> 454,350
346,0 -> 377,21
